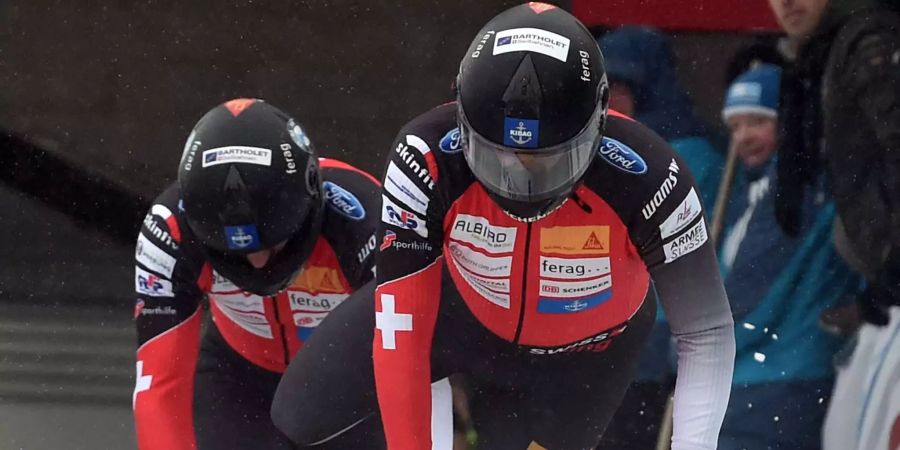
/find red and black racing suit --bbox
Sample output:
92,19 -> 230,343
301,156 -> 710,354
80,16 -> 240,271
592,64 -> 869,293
272,106 -> 735,450
132,158 -> 380,450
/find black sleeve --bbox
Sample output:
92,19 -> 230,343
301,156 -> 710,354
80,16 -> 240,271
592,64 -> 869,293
842,27 -> 900,247
373,119 -> 450,450
134,188 -> 204,346
318,162 -> 382,290
377,128 -> 448,282
603,119 -> 735,449
622,124 -> 733,333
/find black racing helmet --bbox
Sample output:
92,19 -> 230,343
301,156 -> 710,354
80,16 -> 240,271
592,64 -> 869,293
178,98 -> 324,296
457,2 -> 609,221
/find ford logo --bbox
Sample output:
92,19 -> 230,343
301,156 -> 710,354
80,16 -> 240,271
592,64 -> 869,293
598,137 -> 647,175
323,181 -> 366,220
439,127 -> 462,153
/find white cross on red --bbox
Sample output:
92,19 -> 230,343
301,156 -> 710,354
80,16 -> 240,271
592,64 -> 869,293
133,360 -> 153,409
375,294 -> 413,350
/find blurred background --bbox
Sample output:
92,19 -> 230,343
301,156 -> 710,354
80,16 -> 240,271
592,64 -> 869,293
0,0 -> 779,448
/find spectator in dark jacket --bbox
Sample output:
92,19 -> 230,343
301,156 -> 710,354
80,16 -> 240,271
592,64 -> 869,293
771,0 -> 900,322
768,0 -> 900,448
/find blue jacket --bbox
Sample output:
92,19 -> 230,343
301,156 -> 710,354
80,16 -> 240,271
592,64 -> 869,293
720,160 -> 859,384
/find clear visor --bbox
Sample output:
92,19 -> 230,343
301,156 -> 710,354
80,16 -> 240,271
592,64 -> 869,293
458,104 -> 603,203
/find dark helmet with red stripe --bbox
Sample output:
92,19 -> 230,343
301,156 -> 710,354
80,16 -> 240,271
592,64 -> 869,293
457,2 -> 609,222
178,98 -> 324,295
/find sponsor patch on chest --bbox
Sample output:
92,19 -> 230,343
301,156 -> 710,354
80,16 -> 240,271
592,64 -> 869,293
539,225 -> 609,255
289,265 -> 347,295
288,291 -> 349,331
449,214 -> 517,254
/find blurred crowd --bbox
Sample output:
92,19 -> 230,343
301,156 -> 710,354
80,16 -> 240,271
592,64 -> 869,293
576,0 -> 900,448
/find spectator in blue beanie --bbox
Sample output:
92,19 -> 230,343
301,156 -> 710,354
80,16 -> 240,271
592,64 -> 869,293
717,63 -> 861,450
596,26 -> 724,450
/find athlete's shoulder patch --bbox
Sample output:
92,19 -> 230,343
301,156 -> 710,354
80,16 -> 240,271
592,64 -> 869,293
135,233 -> 177,278
142,203 -> 182,251
323,181 -> 366,221
135,266 -> 175,297
597,137 -> 648,175
439,127 -> 462,153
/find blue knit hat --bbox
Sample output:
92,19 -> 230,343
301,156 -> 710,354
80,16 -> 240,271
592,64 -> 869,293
722,64 -> 782,122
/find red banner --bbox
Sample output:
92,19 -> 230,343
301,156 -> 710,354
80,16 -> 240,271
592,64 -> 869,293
573,0 -> 781,32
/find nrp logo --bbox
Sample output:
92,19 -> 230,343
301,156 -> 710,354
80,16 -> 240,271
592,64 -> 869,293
386,206 -> 419,230
324,181 -> 366,221
136,267 -> 174,297
439,127 -> 462,153
598,137 -> 647,175
504,117 -> 539,148
382,194 -> 427,238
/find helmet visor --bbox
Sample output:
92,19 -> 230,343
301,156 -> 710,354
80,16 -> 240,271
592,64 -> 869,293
458,104 -> 603,203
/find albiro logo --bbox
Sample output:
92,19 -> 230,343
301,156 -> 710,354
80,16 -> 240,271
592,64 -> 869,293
598,137 -> 647,174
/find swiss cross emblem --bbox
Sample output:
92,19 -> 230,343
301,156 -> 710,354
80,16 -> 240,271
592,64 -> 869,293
133,360 -> 153,409
375,294 -> 413,350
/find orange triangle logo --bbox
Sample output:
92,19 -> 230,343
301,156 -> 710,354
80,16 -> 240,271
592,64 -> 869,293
224,98 -> 257,117
528,2 -> 556,14
583,231 -> 605,250
319,269 -> 341,291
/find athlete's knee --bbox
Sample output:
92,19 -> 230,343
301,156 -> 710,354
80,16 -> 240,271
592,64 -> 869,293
270,388 -> 324,446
